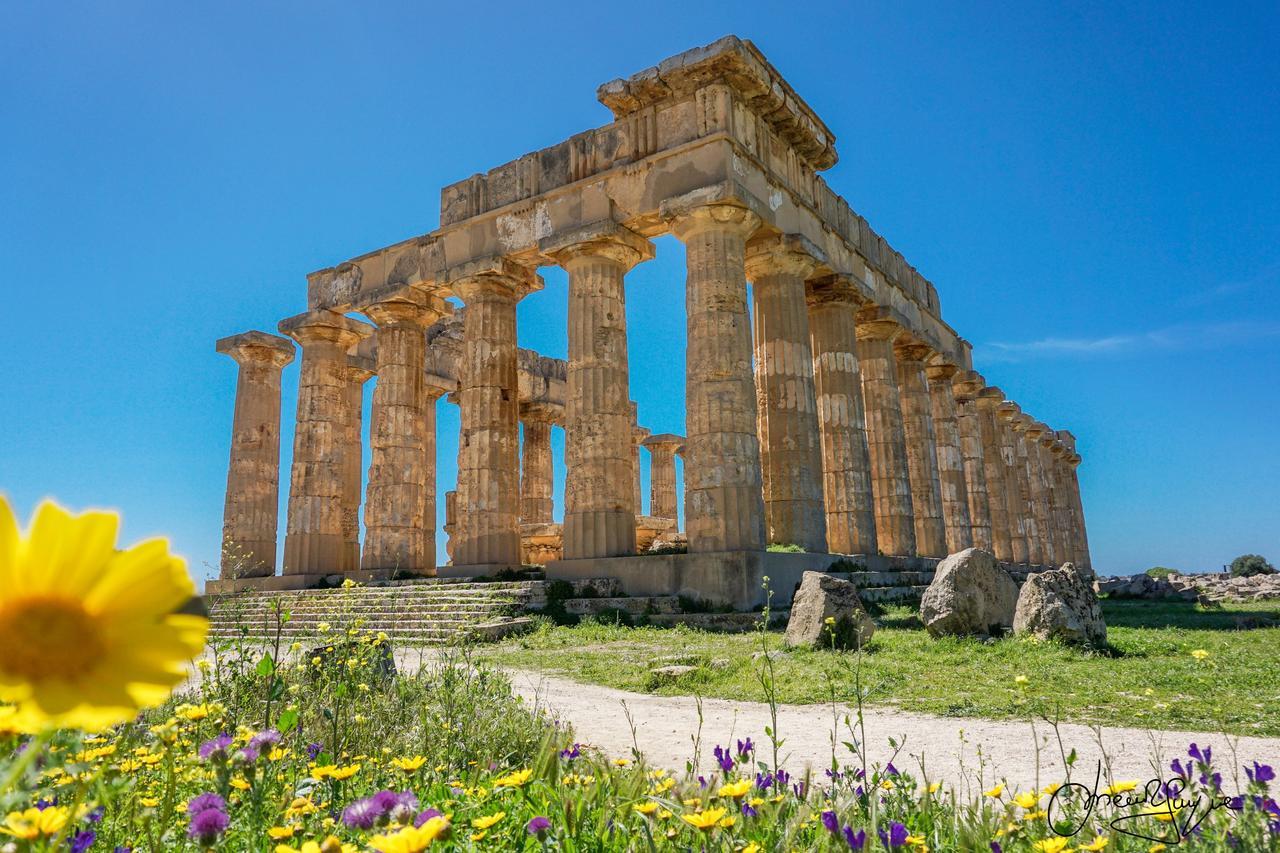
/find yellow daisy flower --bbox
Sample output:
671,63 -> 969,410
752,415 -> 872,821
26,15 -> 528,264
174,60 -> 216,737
1014,791 -> 1040,809
368,816 -> 450,853
682,807 -> 727,831
717,778 -> 753,799
471,811 -> 505,830
493,768 -> 533,788
0,499 -> 208,732
984,784 -> 1005,798
1,806 -> 70,839
392,755 -> 427,772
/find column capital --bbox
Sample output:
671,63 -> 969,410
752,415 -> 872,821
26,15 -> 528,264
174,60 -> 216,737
541,221 -> 654,271
358,288 -> 453,328
279,309 -> 373,349
1056,429 -> 1078,453
632,424 -> 651,445
1022,418 -> 1046,440
642,432 -> 685,454
853,305 -> 903,341
519,400 -> 561,425
1066,452 -> 1082,467
667,202 -> 762,242
923,357 -> 961,384
995,400 -> 1022,423
745,233 -> 825,280
216,331 -> 295,369
893,336 -> 936,365
1036,425 -> 1058,449
805,272 -> 874,308
951,370 -> 986,400
443,255 -> 543,302
345,355 -> 375,384
975,386 -> 1005,411
424,378 -> 452,401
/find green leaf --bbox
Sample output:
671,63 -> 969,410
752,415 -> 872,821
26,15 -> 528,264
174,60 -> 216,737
277,709 -> 299,732
255,654 -> 274,677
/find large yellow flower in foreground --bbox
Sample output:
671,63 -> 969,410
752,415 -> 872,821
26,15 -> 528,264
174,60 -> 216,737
0,498 -> 208,732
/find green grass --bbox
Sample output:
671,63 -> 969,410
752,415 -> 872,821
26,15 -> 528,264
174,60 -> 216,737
479,598 -> 1280,736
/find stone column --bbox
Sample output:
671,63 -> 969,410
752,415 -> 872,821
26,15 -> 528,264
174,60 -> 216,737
854,309 -> 916,557
995,401 -> 1029,564
669,203 -> 767,553
519,403 -> 556,524
443,490 -> 457,562
925,359 -> 973,555
548,226 -> 651,559
448,259 -> 541,568
341,358 -> 374,573
806,277 -> 877,556
632,417 -> 651,517
1009,415 -> 1043,565
1048,438 -> 1075,565
1059,431 -> 1092,570
642,433 -> 683,524
216,331 -> 295,578
422,385 -> 446,564
894,340 -> 947,557
1022,420 -> 1058,566
279,310 -> 373,575
360,295 -> 449,575
976,388 -> 1013,561
746,234 -> 828,552
951,372 -> 993,552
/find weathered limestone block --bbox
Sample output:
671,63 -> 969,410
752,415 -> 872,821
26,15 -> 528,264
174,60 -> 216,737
995,402 -> 1029,564
951,371 -> 993,552
670,202 -> 767,553
631,410 -> 650,518
448,259 -> 542,567
547,225 -> 652,559
854,308 -> 916,557
975,387 -> 1012,561
520,521 -> 563,565
746,234 -> 828,552
1048,440 -> 1076,566
925,358 -> 973,555
280,310 -> 373,575
1010,414 -> 1044,565
895,339 -> 947,557
784,571 -> 876,649
519,401 -> 557,524
1021,419 -> 1058,566
642,433 -> 684,524
919,547 -> 1018,637
806,276 -> 877,556
360,294 -> 450,574
1014,563 -> 1106,646
217,331 -> 295,578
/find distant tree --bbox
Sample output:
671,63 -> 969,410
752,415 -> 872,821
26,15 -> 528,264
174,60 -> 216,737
1229,554 -> 1276,577
1145,566 -> 1176,579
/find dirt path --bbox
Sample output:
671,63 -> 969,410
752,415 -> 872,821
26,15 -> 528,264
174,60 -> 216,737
500,668 -> 1280,795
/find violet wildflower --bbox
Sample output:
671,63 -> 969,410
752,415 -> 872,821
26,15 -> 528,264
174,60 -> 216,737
1189,743 -> 1212,765
248,729 -> 281,751
820,810 -> 839,833
559,743 -> 581,761
232,744 -> 260,765
526,816 -> 551,838
415,808 -> 443,828
885,762 -> 900,776
70,831 -> 95,853
1172,758 -> 1191,780
86,807 -> 105,823
187,793 -> 226,816
736,738 -> 754,759
1248,762 -> 1276,786
878,821 -> 909,849
742,802 -> 758,818
755,772 -> 774,791
342,798 -> 383,830
306,742 -> 323,760
713,745 -> 734,774
35,798 -> 56,810
990,843 -> 1003,853
844,826 -> 867,850
775,768 -> 791,788
198,734 -> 233,762
792,780 -> 807,799
187,807 -> 229,845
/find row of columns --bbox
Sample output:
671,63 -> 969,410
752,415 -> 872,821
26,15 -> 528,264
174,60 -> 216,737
218,201 -> 1091,582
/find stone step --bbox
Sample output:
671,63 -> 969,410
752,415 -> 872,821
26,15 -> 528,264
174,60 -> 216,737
210,603 -> 519,616
563,596 -> 681,616
644,611 -> 789,633
829,570 -> 935,587
857,585 -> 929,603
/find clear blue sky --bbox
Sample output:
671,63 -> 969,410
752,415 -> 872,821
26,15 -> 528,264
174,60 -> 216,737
3,1 -> 1277,583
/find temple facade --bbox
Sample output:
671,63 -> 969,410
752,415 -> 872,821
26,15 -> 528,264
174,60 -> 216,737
209,37 -> 1091,606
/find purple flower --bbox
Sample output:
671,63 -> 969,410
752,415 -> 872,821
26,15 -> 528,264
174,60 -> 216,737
198,734 -> 233,762
755,771 -> 774,791
990,843 -> 1003,853
559,743 -> 581,761
742,802 -> 758,818
821,810 -> 839,833
1189,743 -> 1212,766
187,807 -> 229,844
1248,762 -> 1276,786
70,830 -> 96,853
844,826 -> 867,850
187,793 -> 226,816
1172,758 -> 1191,780
248,729 -> 281,751
233,745 -> 260,765
1201,771 -> 1223,791
341,799 -> 380,830
35,798 -> 56,810
86,807 -> 105,824
854,785 -> 865,799
736,738 -> 754,759
1229,796 -> 1245,811
306,742 -> 323,760
415,808 -> 443,828
526,816 -> 551,837
713,745 -> 734,774
878,821 -> 909,849
369,790 -> 419,824
698,775 -> 708,789
792,780 -> 807,799
885,762 -> 900,777
826,768 -> 842,782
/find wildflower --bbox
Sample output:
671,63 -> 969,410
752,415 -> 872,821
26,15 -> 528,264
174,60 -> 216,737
612,757 -> 631,767
844,826 -> 867,849
741,801 -> 757,818
559,743 -> 581,761
369,816 -> 451,853
984,784 -> 1005,798
878,821 -> 909,848
230,777 -> 251,791
1032,839 -> 1068,853
187,806 -> 230,845
713,744 -> 735,773
317,622 -> 331,633
199,734 -> 233,762
314,763 -> 360,781
820,810 -> 840,833
187,793 -> 226,815
70,829 -> 96,853
1,806 -> 70,839
1014,791 -> 1039,809
526,816 -> 550,838
1190,649 -> 1209,660
1248,762 -> 1276,785
471,811 -> 505,830
682,807 -> 727,830
1014,675 -> 1028,684
736,737 -> 754,759
393,755 -> 427,773
927,781 -> 941,794
0,499 -> 208,731
718,815 -> 736,828
341,798 -> 383,830
718,778 -> 753,799
249,728 -> 282,751
634,802 -> 658,815
268,826 -> 297,839
1103,780 -> 1138,795
494,767 -> 533,788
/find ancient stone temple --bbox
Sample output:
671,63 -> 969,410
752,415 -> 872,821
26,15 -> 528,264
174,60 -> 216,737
209,36 -> 1092,608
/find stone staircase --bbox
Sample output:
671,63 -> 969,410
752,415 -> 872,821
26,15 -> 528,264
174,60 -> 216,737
829,569 -> 935,604
205,579 -> 538,645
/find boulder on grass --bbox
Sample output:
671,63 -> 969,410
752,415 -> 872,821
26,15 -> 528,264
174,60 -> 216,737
1013,563 -> 1107,646
784,571 -> 876,650
919,548 -> 1018,637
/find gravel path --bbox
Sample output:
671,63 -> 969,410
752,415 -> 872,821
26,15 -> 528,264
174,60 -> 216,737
501,668 -> 1280,795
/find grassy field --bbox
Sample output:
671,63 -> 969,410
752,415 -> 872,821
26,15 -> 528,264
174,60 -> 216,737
479,598 -> 1280,736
